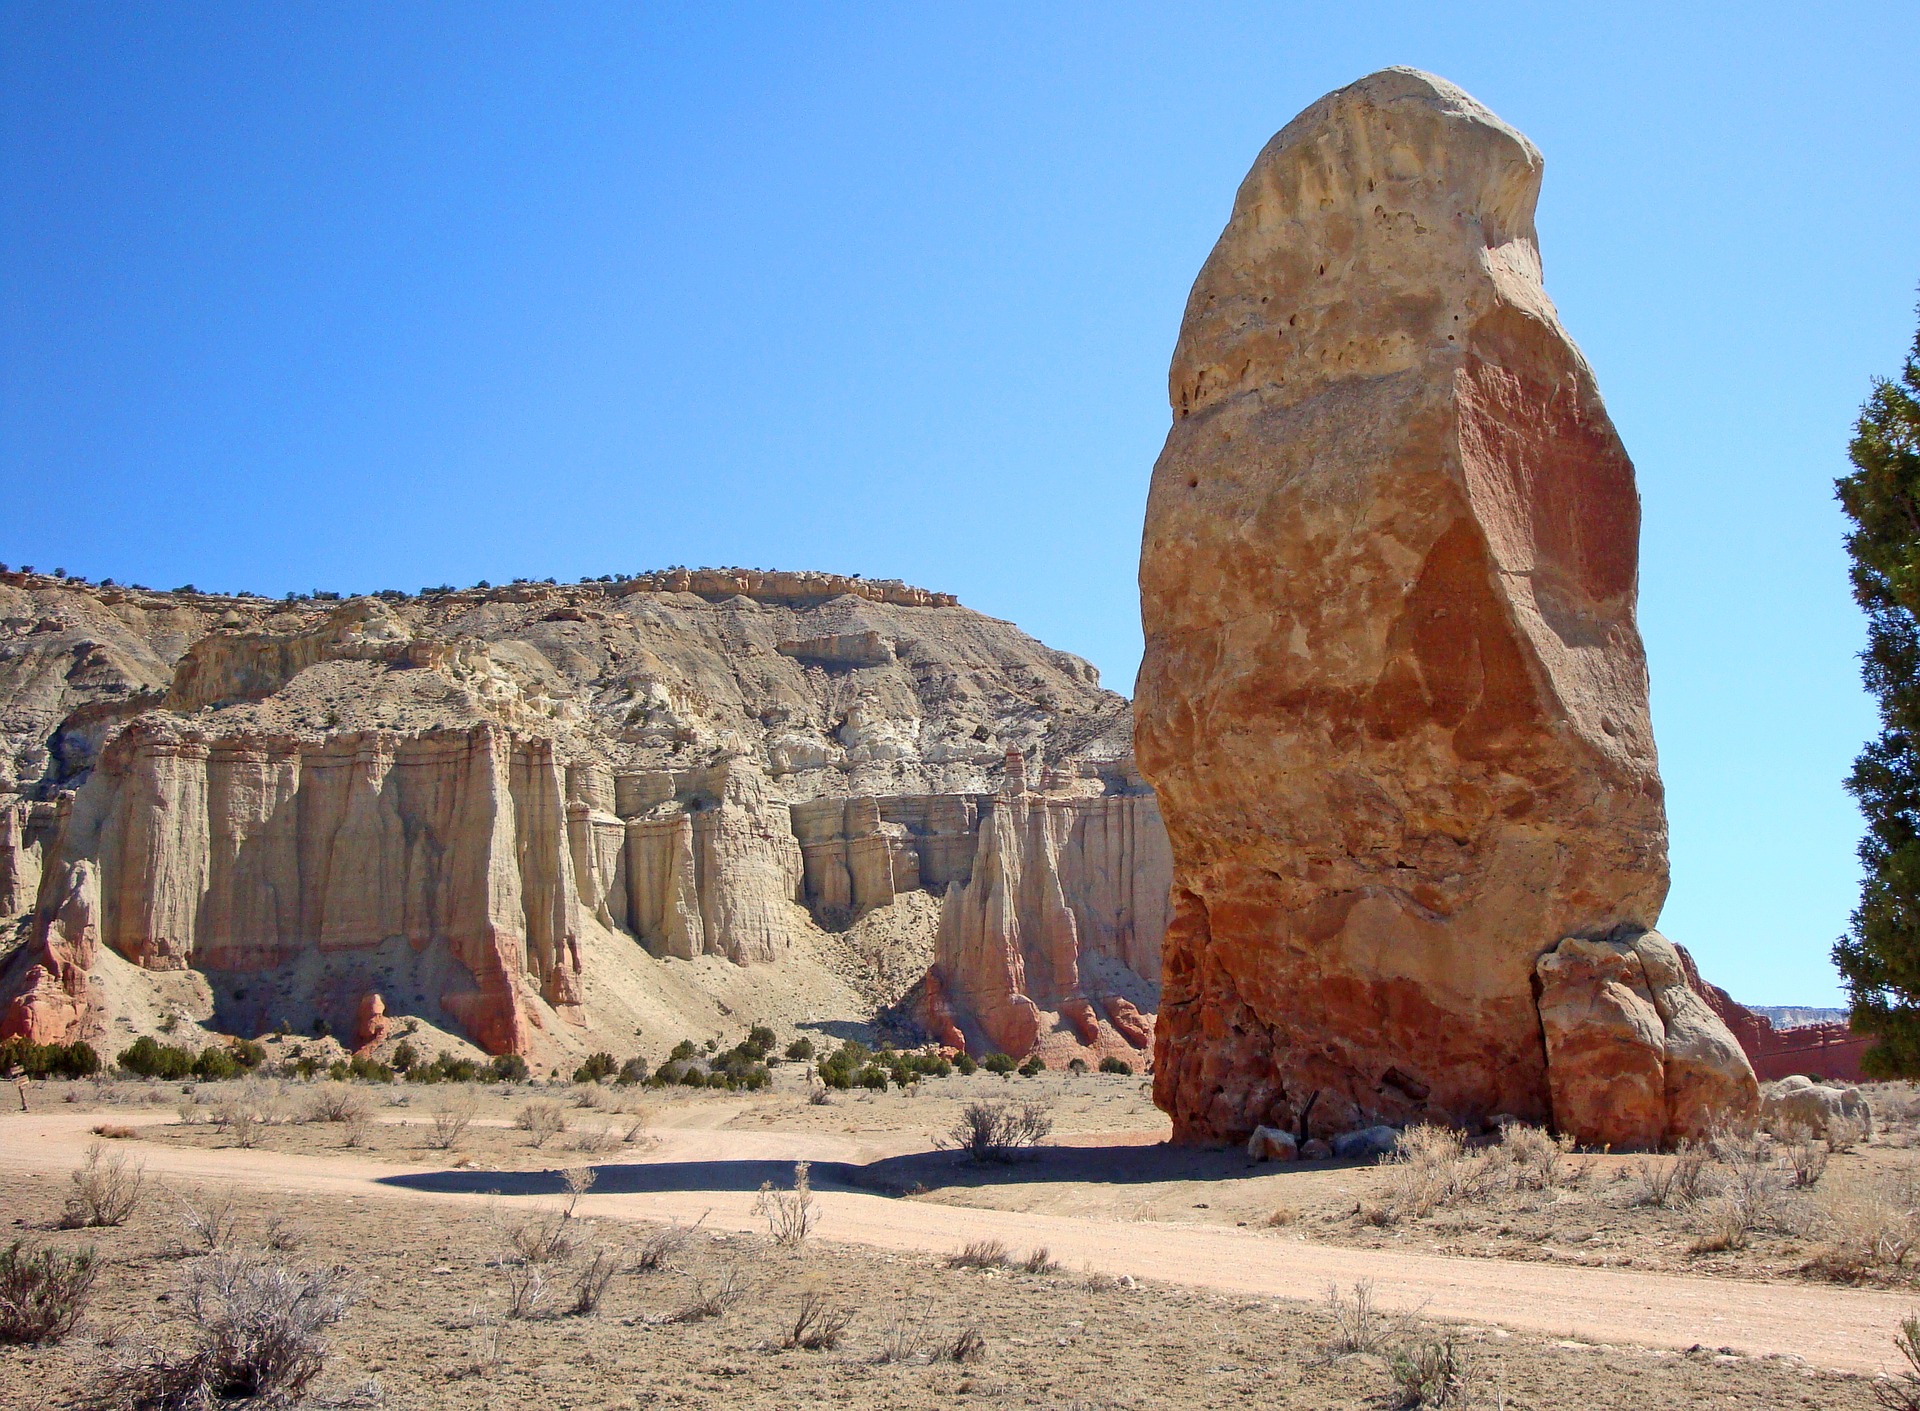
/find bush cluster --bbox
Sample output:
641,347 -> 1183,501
816,1040 -> 953,1091
0,1036 -> 100,1079
118,1037 -> 266,1082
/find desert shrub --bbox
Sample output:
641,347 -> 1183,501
118,1037 -> 196,1081
668,1039 -> 698,1062
426,1091 -> 479,1150
754,1161 -> 818,1248
1808,1163 -> 1920,1279
946,1238 -> 1010,1270
1390,1334 -> 1475,1406
677,1065 -> 707,1088
784,1037 -> 815,1062
1021,1246 -> 1060,1274
504,1263 -> 547,1319
230,1040 -> 267,1070
1322,1279 -> 1400,1356
192,1046 -> 243,1082
569,1246 -> 617,1316
88,1254 -> 355,1409
1099,1055 -> 1134,1076
1067,1057 -> 1089,1074
390,1041 -> 418,1074
941,1325 -> 987,1362
1878,1314 -> 1920,1410
305,1084 -> 372,1124
0,1036 -> 100,1079
1689,1128 -> 1787,1253
877,1310 -> 930,1363
328,1056 -> 392,1084
1780,1123 -> 1832,1189
615,1057 -> 650,1086
634,1215 -> 704,1273
900,1051 -> 952,1079
570,1082 -> 605,1108
1500,1123 -> 1585,1190
1831,1112 -> 1870,1154
489,1053 -> 529,1083
177,1187 -> 242,1253
0,1240 -> 97,1343
745,1025 -> 777,1057
571,1124 -> 621,1154
1018,1055 -> 1045,1077
517,1100 -> 568,1148
980,1053 -> 1016,1075
781,1290 -> 854,1350
940,1099 -> 1054,1162
664,1265 -> 745,1323
501,1211 -> 576,1268
261,1215 -> 302,1253
573,1052 -> 617,1084
1628,1139 -> 1713,1208
60,1142 -> 144,1228
1372,1123 -> 1584,1224
954,1053 -> 977,1075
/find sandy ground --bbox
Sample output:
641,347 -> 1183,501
6,1081 -> 1920,1383
1,1171 -> 1883,1411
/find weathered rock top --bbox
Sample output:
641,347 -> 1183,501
0,566 -> 1125,807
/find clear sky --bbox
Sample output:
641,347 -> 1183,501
4,4 -> 1916,1007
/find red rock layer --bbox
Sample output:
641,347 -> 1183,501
1137,69 -> 1671,1143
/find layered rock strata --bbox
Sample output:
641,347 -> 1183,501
1136,68 -> 1749,1145
0,566 -> 1166,1061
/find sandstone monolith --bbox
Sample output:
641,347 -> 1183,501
1137,67 -> 1695,1144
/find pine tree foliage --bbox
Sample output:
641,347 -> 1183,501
1836,314 -> 1920,1076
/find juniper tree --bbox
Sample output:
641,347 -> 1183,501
1835,313 -> 1920,1075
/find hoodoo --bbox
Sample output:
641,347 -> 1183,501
1135,68 -> 1755,1147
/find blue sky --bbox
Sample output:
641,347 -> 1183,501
4,4 -> 1916,1006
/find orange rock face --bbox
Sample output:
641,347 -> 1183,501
1137,69 -> 1672,1144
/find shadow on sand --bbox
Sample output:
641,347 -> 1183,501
375,1142 -> 1340,1201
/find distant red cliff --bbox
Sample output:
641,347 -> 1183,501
1676,944 -> 1869,1083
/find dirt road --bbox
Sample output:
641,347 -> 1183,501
4,1110 -> 1910,1376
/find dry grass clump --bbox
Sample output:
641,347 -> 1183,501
1687,1130 -> 1788,1254
753,1161 -> 818,1248
779,1289 -> 855,1350
634,1214 -> 705,1273
1806,1161 -> 1920,1281
569,1247 -> 618,1317
1390,1334 -> 1476,1407
60,1142 -> 145,1228
304,1084 -> 372,1125
83,1254 -> 354,1411
1876,1313 -> 1920,1410
1321,1279 -> 1406,1357
1627,1140 -> 1715,1208
947,1238 -> 1010,1270
176,1186 -> 242,1254
516,1099 -> 568,1149
1320,1280 -> 1475,1405
937,1099 -> 1053,1163
660,1265 -> 746,1324
426,1091 -> 478,1150
211,1081 -> 284,1148
1365,1123 -> 1585,1225
0,1240 -> 98,1344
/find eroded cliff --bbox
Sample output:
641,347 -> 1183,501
0,567 -> 1166,1064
